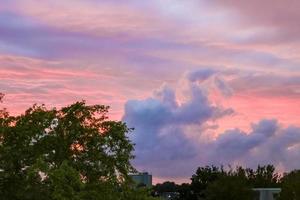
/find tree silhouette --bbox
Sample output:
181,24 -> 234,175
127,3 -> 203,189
0,100 -> 154,200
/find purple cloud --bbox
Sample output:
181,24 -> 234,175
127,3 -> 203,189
123,69 -> 234,178
123,70 -> 300,180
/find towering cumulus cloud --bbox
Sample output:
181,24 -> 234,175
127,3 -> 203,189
123,69 -> 300,180
123,69 -> 233,178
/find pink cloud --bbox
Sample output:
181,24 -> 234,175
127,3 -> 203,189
10,0 -> 171,38
123,70 -> 300,182
0,53 -> 161,121
1,0 -> 300,183
213,0 -> 300,42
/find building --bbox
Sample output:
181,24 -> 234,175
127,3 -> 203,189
253,188 -> 281,200
129,172 -> 152,187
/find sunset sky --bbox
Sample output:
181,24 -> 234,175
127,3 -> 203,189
1,0 -> 300,183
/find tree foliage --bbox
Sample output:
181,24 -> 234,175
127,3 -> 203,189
152,181 -> 178,194
190,166 -> 226,199
0,99 -> 154,200
205,175 -> 254,200
279,170 -> 300,200
245,165 -> 280,188
152,165 -> 281,200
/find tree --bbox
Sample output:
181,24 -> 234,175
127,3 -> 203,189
152,181 -> 178,194
246,165 -> 280,188
279,170 -> 300,200
0,100 -> 154,200
152,182 -> 196,200
190,165 -> 226,199
189,165 -> 279,200
121,186 -> 158,200
0,93 -> 7,119
48,161 -> 83,200
205,174 -> 254,200
177,183 -> 194,200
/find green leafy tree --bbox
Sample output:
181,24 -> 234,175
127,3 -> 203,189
121,186 -> 157,200
189,165 -> 280,200
190,165 -> 226,199
0,99 -> 155,200
48,161 -> 83,200
152,182 -> 195,200
152,181 -> 178,194
205,174 -> 254,200
279,170 -> 300,200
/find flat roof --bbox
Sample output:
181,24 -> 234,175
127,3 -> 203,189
253,188 -> 281,192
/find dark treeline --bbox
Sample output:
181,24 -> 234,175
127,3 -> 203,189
151,165 -> 300,200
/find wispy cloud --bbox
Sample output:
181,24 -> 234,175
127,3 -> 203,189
1,0 -> 300,183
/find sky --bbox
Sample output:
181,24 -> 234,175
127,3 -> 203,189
1,0 -> 300,183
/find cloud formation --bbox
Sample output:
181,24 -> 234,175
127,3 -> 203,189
123,70 -> 233,178
124,70 -> 300,181
213,0 -> 300,43
1,0 -> 300,183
